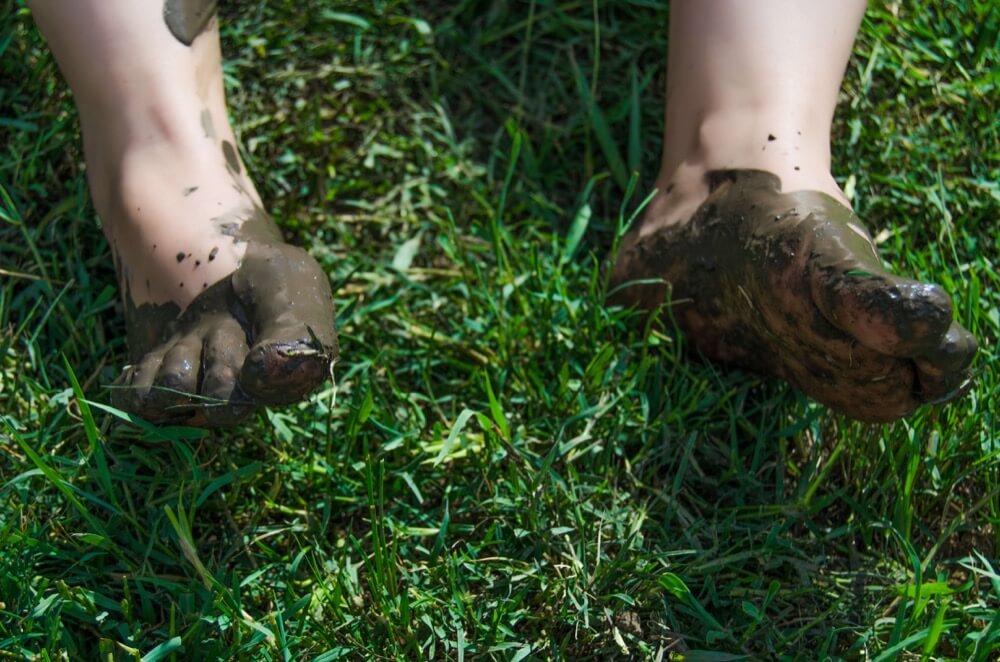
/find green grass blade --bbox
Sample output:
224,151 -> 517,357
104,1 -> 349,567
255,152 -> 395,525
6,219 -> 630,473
571,55 -> 628,192
5,419 -> 112,542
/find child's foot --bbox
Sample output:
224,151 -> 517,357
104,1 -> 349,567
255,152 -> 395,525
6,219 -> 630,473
90,117 -> 337,427
30,0 -> 337,427
611,169 -> 977,422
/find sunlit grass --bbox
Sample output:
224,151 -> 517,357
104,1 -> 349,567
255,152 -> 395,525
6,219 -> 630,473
1,0 -> 997,658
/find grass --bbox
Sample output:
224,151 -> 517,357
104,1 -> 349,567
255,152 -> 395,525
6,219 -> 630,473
1,0 -> 998,658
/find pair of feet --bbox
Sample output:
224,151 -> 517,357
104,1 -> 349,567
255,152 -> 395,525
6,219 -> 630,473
105,138 -> 976,426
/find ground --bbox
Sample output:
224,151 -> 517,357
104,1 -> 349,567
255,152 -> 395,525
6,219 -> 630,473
1,0 -> 998,659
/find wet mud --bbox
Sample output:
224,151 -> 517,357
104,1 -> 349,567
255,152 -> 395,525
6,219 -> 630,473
221,141 -> 241,176
115,204 -> 338,427
200,109 -> 216,139
163,0 -> 217,46
610,169 -> 977,422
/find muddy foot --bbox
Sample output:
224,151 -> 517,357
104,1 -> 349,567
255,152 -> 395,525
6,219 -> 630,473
611,169 -> 977,422
112,207 -> 338,427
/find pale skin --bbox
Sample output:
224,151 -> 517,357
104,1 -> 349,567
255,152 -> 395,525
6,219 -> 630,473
29,0 -> 250,307
645,0 -> 864,228
30,0 -> 339,427
28,0 -> 976,425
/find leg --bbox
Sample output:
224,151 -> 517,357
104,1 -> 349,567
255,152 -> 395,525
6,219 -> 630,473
612,0 -> 977,422
29,0 -> 338,426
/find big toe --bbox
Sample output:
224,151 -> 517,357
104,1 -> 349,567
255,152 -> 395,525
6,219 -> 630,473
232,243 -> 338,404
914,321 -> 978,404
812,270 -> 954,358
239,327 -> 333,404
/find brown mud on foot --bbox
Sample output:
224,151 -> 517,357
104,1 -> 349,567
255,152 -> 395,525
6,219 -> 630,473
163,0 -> 217,46
610,169 -> 977,422
112,206 -> 338,427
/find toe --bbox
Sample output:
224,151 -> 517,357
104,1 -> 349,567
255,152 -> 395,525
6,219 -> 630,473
114,335 -> 204,425
112,348 -> 166,418
785,343 -> 920,423
811,269 -> 954,359
232,243 -> 338,404
239,332 -> 332,404
913,321 -> 978,404
200,317 -> 255,427
144,334 -> 203,422
916,320 -> 978,374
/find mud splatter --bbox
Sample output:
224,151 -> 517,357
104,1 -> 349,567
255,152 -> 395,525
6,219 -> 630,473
163,0 -> 217,46
209,205 -> 283,244
200,109 -> 216,140
221,141 -> 241,176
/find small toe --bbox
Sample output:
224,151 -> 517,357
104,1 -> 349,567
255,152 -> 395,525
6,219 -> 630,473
144,334 -> 203,422
112,346 -> 167,419
200,318 -> 255,427
914,363 -> 973,405
811,270 -> 954,358
785,350 -> 918,423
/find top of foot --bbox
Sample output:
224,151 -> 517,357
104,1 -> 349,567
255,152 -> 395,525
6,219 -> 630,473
611,169 -> 977,422
100,128 -> 338,428
115,213 -> 339,428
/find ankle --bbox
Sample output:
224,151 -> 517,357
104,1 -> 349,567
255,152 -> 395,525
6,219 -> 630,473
85,109 -> 254,226
642,108 -> 848,234
691,108 -> 830,170
82,84 -> 209,152
92,136 -> 252,308
82,117 -> 257,309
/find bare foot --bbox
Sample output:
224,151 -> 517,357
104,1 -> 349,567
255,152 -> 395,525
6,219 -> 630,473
611,169 -> 977,422
29,0 -> 337,427
97,129 -> 337,427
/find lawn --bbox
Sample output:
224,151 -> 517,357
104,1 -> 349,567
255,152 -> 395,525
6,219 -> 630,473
1,0 -> 998,659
